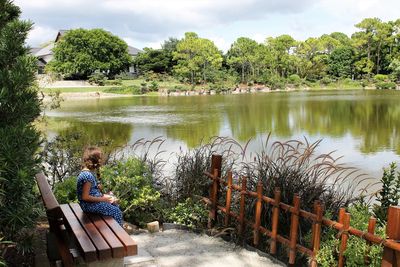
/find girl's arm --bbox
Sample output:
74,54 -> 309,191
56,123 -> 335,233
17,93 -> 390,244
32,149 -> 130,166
82,182 -> 113,203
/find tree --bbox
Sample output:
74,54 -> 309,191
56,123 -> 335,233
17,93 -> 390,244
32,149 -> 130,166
226,37 -> 259,83
134,48 -> 171,74
266,35 -> 297,78
0,0 -> 42,259
328,46 -> 355,78
173,32 -> 222,84
48,28 -> 132,79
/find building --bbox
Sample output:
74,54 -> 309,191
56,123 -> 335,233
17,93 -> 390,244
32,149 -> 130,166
30,30 -> 142,74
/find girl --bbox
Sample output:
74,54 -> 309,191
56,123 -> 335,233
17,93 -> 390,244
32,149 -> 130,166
76,146 -> 123,226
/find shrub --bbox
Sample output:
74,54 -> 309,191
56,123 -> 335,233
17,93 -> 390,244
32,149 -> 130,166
140,82 -> 148,93
104,78 -> 123,86
101,158 -> 160,226
41,131 -> 113,185
149,81 -> 159,91
0,1 -> 42,260
266,74 -> 286,90
288,74 -> 302,87
373,162 -> 400,225
53,176 -> 78,204
376,81 -> 396,90
166,198 -> 208,229
104,85 -> 143,95
88,72 -> 107,86
373,74 -> 389,82
317,202 -> 384,267
319,76 -> 332,86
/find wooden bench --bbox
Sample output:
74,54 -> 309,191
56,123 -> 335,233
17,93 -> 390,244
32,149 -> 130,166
35,172 -> 137,267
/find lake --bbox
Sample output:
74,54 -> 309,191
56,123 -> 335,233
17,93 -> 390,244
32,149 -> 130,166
45,90 -> 400,184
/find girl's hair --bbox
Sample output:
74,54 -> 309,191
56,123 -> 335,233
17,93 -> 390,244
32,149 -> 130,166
82,146 -> 103,170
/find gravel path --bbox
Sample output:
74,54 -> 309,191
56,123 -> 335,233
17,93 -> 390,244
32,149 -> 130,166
124,229 -> 284,267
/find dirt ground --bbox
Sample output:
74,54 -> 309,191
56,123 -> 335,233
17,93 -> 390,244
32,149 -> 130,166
126,229 -> 284,267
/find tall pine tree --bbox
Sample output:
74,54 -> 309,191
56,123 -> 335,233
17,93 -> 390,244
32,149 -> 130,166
0,0 -> 42,256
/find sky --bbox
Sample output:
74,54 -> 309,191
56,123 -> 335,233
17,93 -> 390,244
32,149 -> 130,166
14,0 -> 400,52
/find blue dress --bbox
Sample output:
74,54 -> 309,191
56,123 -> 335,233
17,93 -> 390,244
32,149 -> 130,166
77,170 -> 123,226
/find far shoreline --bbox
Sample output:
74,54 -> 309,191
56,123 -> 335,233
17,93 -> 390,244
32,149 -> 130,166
42,86 -> 381,101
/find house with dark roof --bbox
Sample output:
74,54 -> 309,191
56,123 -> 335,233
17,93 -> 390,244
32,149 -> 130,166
31,30 -> 142,74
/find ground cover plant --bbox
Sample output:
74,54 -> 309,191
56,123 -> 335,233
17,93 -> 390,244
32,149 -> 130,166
45,134 -> 397,266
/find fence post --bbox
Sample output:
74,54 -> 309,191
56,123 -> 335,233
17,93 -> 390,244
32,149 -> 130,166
365,217 -> 376,265
253,181 -> 263,247
310,202 -> 323,267
270,188 -> 281,255
338,212 -> 351,267
208,155 -> 222,229
224,171 -> 233,227
381,206 -> 400,267
238,176 -> 247,238
208,168 -> 219,229
288,194 -> 301,266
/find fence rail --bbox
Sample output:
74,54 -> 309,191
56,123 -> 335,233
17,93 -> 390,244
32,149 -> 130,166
202,155 -> 400,267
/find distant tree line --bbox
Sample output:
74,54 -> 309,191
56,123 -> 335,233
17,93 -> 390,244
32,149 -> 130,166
134,18 -> 400,87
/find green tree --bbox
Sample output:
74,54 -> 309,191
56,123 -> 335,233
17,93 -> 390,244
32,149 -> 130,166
173,32 -> 222,84
328,46 -> 355,78
134,48 -> 171,73
266,35 -> 297,78
48,28 -> 132,79
0,0 -> 42,257
389,58 -> 400,81
226,37 -> 259,83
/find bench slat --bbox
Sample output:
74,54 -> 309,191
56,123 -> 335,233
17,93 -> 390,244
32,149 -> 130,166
86,213 -> 125,258
102,216 -> 138,256
60,204 -> 97,262
69,203 -> 112,261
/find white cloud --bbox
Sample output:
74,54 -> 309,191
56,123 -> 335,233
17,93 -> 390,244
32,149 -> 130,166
14,0 -> 400,49
27,25 -> 57,46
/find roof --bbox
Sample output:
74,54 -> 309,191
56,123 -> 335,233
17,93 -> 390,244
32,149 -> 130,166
33,43 -> 55,57
30,47 -> 41,55
55,30 -> 68,42
128,45 -> 142,56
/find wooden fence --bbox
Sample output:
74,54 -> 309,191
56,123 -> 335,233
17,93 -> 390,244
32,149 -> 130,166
202,155 -> 400,267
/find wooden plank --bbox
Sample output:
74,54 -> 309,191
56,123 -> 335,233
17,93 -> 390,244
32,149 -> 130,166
338,212 -> 351,267
270,188 -> 281,255
238,176 -> 247,237
102,216 -> 137,256
253,181 -> 263,246
224,172 -> 233,227
35,172 -> 59,211
69,203 -> 112,260
86,213 -> 125,258
288,195 -> 301,265
60,204 -> 97,262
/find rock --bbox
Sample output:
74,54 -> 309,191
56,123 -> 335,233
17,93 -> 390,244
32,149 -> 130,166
147,221 -> 160,233
123,222 -> 138,235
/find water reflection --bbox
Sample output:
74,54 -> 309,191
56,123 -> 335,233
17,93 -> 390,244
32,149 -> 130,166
45,90 -> 400,179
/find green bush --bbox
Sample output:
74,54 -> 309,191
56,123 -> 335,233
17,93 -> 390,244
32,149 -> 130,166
265,74 -> 286,90
101,158 -> 160,226
373,74 -> 389,82
103,85 -> 143,95
166,198 -> 208,229
88,72 -> 107,86
149,80 -> 159,91
53,176 -> 78,204
0,1 -> 42,259
319,76 -> 332,86
317,202 -> 384,267
376,81 -> 396,90
288,74 -> 302,87
373,162 -> 400,224
104,78 -> 123,86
